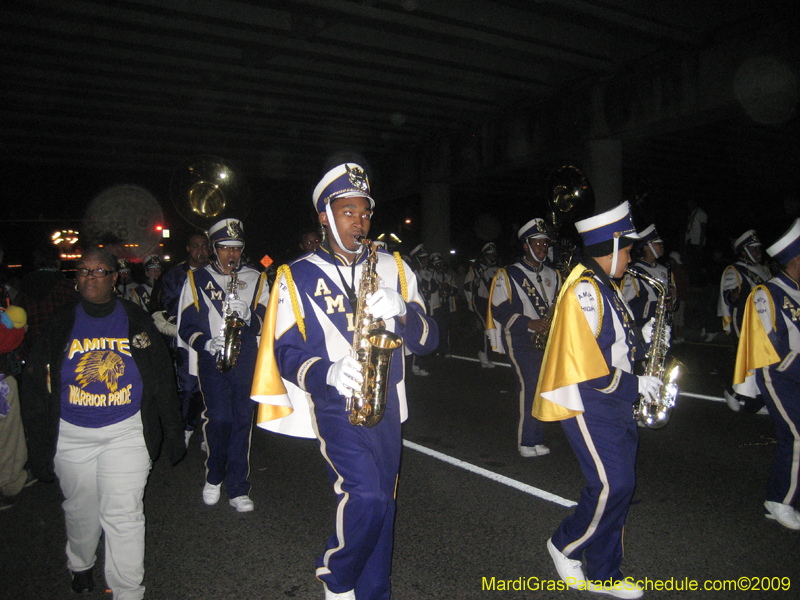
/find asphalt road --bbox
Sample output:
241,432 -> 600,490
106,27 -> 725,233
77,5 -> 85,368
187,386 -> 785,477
3,338 -> 799,600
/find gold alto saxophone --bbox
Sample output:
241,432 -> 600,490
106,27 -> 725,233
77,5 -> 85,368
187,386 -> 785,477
530,304 -> 554,351
346,237 -> 403,427
216,261 -> 245,372
627,267 -> 685,428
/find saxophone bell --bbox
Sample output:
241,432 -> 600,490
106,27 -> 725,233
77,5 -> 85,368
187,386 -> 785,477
626,267 -> 686,428
346,238 -> 403,427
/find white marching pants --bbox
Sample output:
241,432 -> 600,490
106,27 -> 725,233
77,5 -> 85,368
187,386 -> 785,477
54,413 -> 151,600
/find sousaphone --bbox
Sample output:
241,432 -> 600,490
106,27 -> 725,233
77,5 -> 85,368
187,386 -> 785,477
170,155 -> 251,230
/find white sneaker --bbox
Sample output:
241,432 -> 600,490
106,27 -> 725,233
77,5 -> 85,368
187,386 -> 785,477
546,538 -> 585,588
202,481 -> 221,506
519,445 -> 550,457
324,587 -> 356,600
764,500 -> 800,530
478,351 -> 495,368
184,429 -> 194,447
724,390 -> 741,412
200,440 -> 208,453
587,579 -> 644,599
756,406 -> 769,416
229,495 -> 255,512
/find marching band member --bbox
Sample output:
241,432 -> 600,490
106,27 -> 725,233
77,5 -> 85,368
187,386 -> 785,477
621,224 -> 676,328
251,163 -> 438,600
464,242 -> 500,367
535,202 -> 663,599
732,219 -> 800,530
719,230 -> 771,412
128,255 -> 163,312
487,218 -> 561,458
152,233 -> 210,446
429,252 -> 455,356
178,219 -> 269,512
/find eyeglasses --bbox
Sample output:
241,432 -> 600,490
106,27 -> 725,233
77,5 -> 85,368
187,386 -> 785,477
76,268 -> 114,278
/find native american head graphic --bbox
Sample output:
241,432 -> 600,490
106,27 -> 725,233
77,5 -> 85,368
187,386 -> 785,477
75,351 -> 126,392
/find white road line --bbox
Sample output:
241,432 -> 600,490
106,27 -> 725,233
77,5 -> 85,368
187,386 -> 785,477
448,354 -> 511,368
403,439 -> 578,508
418,359 -> 726,507
679,392 -> 726,402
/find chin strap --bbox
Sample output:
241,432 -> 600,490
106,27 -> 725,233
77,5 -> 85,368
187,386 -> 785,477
647,242 -> 661,259
744,247 -> 758,263
325,203 -> 359,255
610,236 -> 621,277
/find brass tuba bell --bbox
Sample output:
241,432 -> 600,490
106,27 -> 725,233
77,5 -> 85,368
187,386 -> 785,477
170,155 -> 251,230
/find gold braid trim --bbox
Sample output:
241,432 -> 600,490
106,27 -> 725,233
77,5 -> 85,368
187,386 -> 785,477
187,269 -> 199,310
277,264 -> 306,342
576,274 -> 603,339
393,252 -> 408,302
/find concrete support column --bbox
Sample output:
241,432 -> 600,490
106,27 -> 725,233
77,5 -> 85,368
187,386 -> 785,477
420,138 -> 451,253
421,182 -> 451,254
585,138 -> 622,212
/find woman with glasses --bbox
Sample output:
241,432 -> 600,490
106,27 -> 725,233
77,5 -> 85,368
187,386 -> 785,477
23,246 -> 185,599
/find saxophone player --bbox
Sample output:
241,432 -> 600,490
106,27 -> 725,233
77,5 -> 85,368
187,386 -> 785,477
177,218 -> 270,512
732,219 -> 800,530
486,218 -> 562,457
621,224 -> 677,329
251,163 -> 438,600
534,202 -> 664,599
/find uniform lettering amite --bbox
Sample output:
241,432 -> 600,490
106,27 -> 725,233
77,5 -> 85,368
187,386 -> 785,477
791,307 -> 800,321
68,338 -> 132,359
325,295 -> 346,314
210,290 -> 223,301
346,313 -> 356,331
314,278 -> 332,296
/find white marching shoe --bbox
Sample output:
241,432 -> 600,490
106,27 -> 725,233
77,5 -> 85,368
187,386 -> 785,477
724,390 -> 741,412
229,495 -> 255,512
546,538 -> 585,589
764,500 -> 800,530
478,350 -> 495,368
324,586 -> 356,599
202,481 -> 221,505
519,445 -> 550,457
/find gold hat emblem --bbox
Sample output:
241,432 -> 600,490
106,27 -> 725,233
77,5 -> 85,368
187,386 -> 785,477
346,165 -> 369,192
226,220 -> 242,239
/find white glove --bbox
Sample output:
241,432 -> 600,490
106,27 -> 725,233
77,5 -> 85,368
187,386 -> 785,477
642,317 -> 655,344
366,288 -> 407,320
204,335 -> 225,355
641,318 -> 671,346
326,355 -> 364,396
227,298 -> 251,321
638,375 -> 663,403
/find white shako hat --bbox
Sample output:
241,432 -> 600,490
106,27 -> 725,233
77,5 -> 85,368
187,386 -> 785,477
208,218 -> 244,247
575,201 -> 639,257
518,218 -> 549,242
312,163 -> 374,214
767,219 -> 800,264
733,230 -> 762,254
